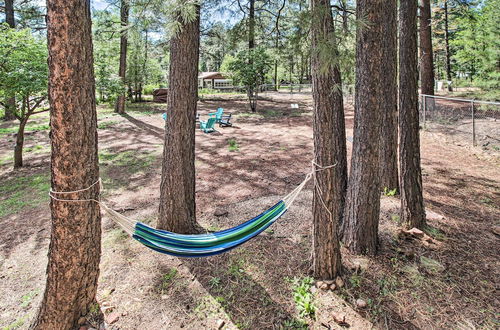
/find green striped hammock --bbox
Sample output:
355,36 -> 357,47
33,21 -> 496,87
100,172 -> 312,258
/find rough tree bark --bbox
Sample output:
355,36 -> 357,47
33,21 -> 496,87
31,0 -> 102,329
248,0 -> 257,112
3,0 -> 16,121
158,5 -> 200,233
419,0 -> 435,96
310,0 -> 347,279
114,0 -> 129,114
399,0 -> 426,229
342,0 -> 383,256
444,0 -> 453,92
379,0 -> 399,193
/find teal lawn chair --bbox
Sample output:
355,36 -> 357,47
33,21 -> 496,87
209,108 -> 224,123
199,117 -> 216,133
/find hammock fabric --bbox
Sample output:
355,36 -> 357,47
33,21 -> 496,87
132,201 -> 286,257
50,162 -> 329,258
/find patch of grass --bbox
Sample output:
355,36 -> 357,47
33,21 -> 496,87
227,138 -> 240,152
20,289 -> 40,308
383,187 -> 397,196
281,318 -> 308,329
262,109 -> 281,118
291,276 -> 315,319
0,123 -> 50,135
390,214 -> 400,223
424,225 -> 446,240
349,274 -> 363,288
208,276 -> 221,290
3,317 -> 26,330
24,145 -> 45,153
159,268 -> 178,292
99,149 -> 156,174
0,173 -> 50,217
227,258 -> 245,278
98,120 -> 119,129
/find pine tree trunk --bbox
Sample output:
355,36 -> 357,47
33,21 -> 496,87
399,0 -> 426,229
444,0 -> 453,92
158,5 -> 200,233
248,0 -> 256,112
31,0 -> 102,328
3,0 -> 16,121
419,0 -> 435,96
379,0 -> 399,193
342,0 -> 383,256
13,117 -> 27,168
310,0 -> 347,279
114,0 -> 129,114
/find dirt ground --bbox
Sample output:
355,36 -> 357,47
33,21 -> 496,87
0,92 -> 498,329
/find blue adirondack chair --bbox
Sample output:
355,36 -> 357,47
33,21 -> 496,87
199,117 -> 217,133
208,108 -> 224,123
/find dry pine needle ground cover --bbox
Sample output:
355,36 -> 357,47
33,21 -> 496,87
0,92 -> 498,329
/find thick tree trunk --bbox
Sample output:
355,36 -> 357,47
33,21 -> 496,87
419,0 -> 435,95
399,0 -> 426,229
342,0 -> 383,256
444,0 -> 453,92
379,0 -> 399,193
13,117 -> 27,168
31,0 -> 102,329
310,0 -> 347,279
114,0 -> 129,114
3,0 -> 16,121
158,5 -> 200,233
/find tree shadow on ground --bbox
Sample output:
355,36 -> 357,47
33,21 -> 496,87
184,235 -> 309,328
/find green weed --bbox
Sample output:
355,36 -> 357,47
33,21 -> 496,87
291,276 -> 315,319
3,317 -> 26,330
383,187 -> 397,196
227,138 -> 240,152
159,268 -> 178,292
390,214 -> 400,223
208,276 -> 221,289
281,318 -> 308,329
227,258 -> 245,277
424,225 -> 446,241
20,289 -> 40,308
97,120 -> 118,129
349,274 -> 362,288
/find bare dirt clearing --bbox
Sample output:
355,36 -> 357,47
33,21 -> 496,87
0,93 -> 498,329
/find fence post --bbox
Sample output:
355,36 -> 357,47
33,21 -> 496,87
471,100 -> 476,146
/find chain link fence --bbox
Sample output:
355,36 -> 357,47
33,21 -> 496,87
420,95 -> 500,149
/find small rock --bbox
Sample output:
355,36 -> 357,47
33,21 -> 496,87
316,281 -> 329,290
492,226 -> 500,236
310,286 -> 317,294
217,319 -> 225,329
214,208 -> 228,217
105,312 -> 120,325
121,311 -> 128,316
324,280 -> 335,286
335,276 -> 344,288
332,312 -> 349,327
78,317 -> 86,325
161,295 -> 168,300
402,227 -> 424,238
426,210 -> 445,221
328,283 -> 336,291
356,299 -> 367,309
